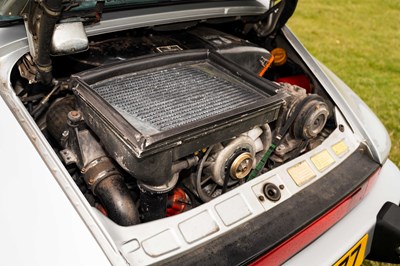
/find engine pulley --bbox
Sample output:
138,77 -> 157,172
292,98 -> 329,140
230,152 -> 254,180
205,136 -> 256,186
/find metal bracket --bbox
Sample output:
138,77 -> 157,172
60,148 -> 78,165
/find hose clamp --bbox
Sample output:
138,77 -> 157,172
83,156 -> 120,194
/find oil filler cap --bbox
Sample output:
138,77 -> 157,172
271,48 -> 287,66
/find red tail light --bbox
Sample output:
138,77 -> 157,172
251,167 -> 381,266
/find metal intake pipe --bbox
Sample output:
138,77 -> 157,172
46,98 -> 140,225
77,129 -> 140,226
83,156 -> 140,226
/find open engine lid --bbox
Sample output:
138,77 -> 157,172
0,0 -> 297,21
0,0 -> 299,47
0,0 -> 297,84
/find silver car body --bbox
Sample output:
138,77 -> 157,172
0,1 -> 399,265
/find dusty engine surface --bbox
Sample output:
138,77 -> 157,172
16,26 -> 332,226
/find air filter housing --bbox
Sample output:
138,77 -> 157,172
71,50 -> 283,190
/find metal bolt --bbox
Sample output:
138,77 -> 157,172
258,195 -> 265,202
279,184 -> 285,190
339,124 -> 345,132
68,110 -> 82,124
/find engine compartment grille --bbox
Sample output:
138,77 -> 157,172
91,65 -> 264,131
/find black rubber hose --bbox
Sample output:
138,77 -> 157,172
35,0 -> 63,84
46,96 -> 76,141
94,175 -> 140,226
83,155 -> 141,226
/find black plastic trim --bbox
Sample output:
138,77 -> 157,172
367,201 -> 400,264
162,146 -> 380,266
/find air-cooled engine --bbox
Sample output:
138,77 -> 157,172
17,26 -> 332,225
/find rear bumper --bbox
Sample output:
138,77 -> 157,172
163,146 -> 379,265
283,159 -> 400,266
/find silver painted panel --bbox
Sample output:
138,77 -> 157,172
179,211 -> 220,244
0,92 -> 111,266
51,22 -> 89,56
142,229 -> 180,257
85,2 -> 268,36
0,26 -> 27,57
0,36 -> 126,266
215,194 -> 252,226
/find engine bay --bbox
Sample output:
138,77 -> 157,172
12,24 -> 335,226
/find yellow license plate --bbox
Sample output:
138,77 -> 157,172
333,234 -> 368,266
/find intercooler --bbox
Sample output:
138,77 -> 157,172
92,66 -> 268,132
71,50 -> 283,190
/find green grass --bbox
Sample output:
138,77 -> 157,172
288,0 -> 400,168
363,261 -> 399,266
288,1 -> 400,265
